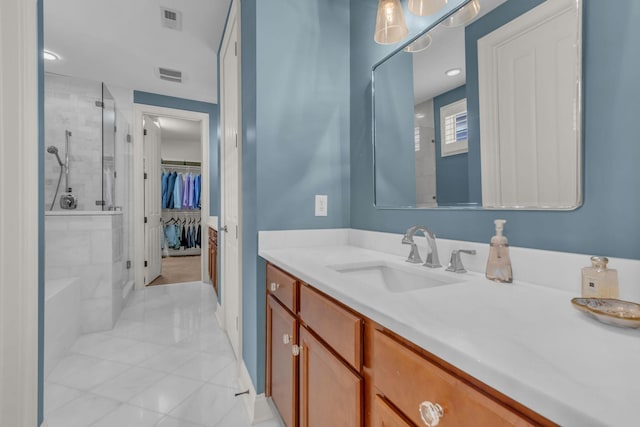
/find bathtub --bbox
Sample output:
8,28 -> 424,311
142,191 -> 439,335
44,277 -> 80,378
45,210 -> 128,333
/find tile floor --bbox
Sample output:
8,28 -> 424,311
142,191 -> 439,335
44,282 -> 281,427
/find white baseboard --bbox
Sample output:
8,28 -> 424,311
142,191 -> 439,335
238,360 -> 274,424
122,279 -> 134,299
215,301 -> 224,328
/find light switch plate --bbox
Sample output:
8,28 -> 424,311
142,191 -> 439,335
315,195 -> 328,216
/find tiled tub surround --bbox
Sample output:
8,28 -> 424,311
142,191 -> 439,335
44,278 -> 80,378
45,211 -> 129,333
258,229 -> 640,426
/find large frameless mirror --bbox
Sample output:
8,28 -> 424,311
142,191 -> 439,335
373,0 -> 583,209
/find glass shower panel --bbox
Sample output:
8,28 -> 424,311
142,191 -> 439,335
102,83 -> 116,210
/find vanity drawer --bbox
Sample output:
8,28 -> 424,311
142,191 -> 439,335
372,330 -> 535,427
299,284 -> 363,371
266,263 -> 298,313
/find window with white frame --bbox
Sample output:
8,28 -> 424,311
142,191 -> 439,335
440,98 -> 468,157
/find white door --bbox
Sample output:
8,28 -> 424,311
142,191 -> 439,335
478,0 -> 580,208
143,117 -> 162,284
220,5 -> 242,358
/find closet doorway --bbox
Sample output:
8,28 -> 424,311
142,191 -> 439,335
151,118 -> 203,285
133,105 -> 210,289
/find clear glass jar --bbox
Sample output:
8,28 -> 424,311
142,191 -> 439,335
581,256 -> 619,298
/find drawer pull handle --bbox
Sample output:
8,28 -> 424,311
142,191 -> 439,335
269,282 -> 280,292
292,344 -> 301,356
282,334 -> 291,345
419,401 -> 444,426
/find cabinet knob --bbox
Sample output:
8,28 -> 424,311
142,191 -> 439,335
291,344 -> 301,357
269,282 -> 280,292
282,334 -> 291,345
419,401 -> 444,426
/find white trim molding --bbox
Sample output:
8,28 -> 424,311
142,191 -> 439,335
239,360 -> 275,424
0,0 -> 40,425
133,104 -> 210,290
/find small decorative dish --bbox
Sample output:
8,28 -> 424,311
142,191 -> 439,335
571,298 -> 640,329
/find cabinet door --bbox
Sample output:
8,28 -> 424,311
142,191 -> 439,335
299,326 -> 362,427
267,296 -> 297,427
373,395 -> 413,427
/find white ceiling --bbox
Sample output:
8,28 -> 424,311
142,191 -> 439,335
412,0 -> 507,104
156,116 -> 201,141
43,0 -> 230,104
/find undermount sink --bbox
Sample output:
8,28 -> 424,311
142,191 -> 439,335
329,261 -> 462,293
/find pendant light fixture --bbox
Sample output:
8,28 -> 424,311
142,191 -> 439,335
441,0 -> 480,27
374,0 -> 408,45
403,32 -> 432,53
407,0 -> 447,17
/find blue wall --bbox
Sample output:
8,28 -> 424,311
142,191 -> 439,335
433,85 -> 469,205
374,51 -> 416,207
238,0 -> 351,393
351,0 -> 640,260
132,91 -> 220,216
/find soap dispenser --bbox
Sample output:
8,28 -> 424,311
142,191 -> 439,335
486,219 -> 513,283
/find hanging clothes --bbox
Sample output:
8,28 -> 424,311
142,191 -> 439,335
196,224 -> 201,248
167,172 -> 177,208
182,173 -> 191,209
161,172 -> 170,208
188,173 -> 196,209
194,175 -> 201,209
173,173 -> 183,209
180,223 -> 187,248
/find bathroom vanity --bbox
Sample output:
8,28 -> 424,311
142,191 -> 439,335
260,229 -> 640,426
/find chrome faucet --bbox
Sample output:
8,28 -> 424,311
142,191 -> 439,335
446,249 -> 476,273
401,225 -> 442,268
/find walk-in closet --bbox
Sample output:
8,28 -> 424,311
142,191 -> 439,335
149,117 -> 203,285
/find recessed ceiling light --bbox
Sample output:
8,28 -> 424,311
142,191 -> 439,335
445,68 -> 461,77
415,113 -> 425,118
43,50 -> 59,61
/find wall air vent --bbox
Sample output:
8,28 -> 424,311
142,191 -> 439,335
161,7 -> 182,31
158,67 -> 183,83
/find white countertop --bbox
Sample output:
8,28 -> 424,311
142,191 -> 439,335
259,229 -> 640,426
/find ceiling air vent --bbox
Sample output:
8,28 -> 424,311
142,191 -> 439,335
161,7 -> 182,31
158,67 -> 183,83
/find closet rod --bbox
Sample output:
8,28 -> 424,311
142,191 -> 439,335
161,159 -> 201,167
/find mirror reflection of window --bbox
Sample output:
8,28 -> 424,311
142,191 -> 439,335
440,98 -> 468,157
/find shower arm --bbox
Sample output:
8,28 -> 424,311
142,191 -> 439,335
64,130 -> 71,191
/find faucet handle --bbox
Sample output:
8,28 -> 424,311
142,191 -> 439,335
404,242 -> 423,264
446,249 -> 476,273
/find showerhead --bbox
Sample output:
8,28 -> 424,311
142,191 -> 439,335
47,145 -> 64,167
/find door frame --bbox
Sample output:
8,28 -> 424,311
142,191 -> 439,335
219,0 -> 243,358
133,104 -> 210,289
0,0 -> 39,425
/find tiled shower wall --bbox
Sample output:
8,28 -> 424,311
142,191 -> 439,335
45,212 -> 126,332
44,73 -> 103,211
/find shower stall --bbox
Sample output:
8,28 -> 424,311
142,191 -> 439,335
44,75 -> 119,211
43,73 -> 135,375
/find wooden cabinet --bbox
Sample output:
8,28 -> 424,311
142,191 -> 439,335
370,329 -> 541,427
372,395 -> 413,427
207,227 -> 218,294
266,295 -> 298,427
299,325 -> 362,427
299,284 -> 362,371
266,263 -> 298,313
266,262 -> 363,427
265,263 -> 553,427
